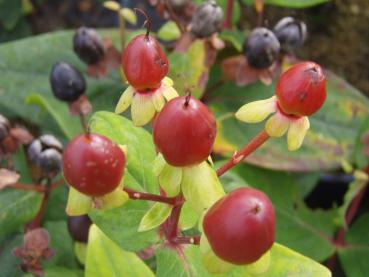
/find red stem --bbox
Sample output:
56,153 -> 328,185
10,178 -> 65,193
124,187 -> 182,205
216,130 -> 270,177
164,0 -> 185,33
165,197 -> 184,240
26,178 -> 52,231
172,235 -> 201,245
223,0 -> 234,29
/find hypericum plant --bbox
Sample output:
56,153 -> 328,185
3,4 -> 342,277
115,9 -> 179,127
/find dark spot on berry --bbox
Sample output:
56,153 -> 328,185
299,91 -> 308,101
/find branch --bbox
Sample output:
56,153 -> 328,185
124,187 -> 183,205
216,130 -> 270,177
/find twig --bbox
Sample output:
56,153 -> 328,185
216,130 -> 270,177
124,187 -> 183,205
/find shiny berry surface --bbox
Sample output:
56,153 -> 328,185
122,34 -> 168,91
50,62 -> 86,102
63,133 -> 125,197
203,187 -> 275,265
244,27 -> 280,69
153,96 -> 216,167
276,62 -> 326,116
67,215 -> 92,243
73,27 -> 105,65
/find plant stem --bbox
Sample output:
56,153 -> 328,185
118,10 -> 126,50
26,178 -> 52,231
255,0 -> 264,26
10,178 -> 64,193
79,112 -> 89,134
164,0 -> 185,33
172,235 -> 201,245
124,187 -> 182,205
223,0 -> 234,29
166,197 -> 184,240
216,130 -> 270,177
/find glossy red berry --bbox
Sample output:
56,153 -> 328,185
153,96 -> 216,167
63,133 -> 126,197
203,187 -> 275,265
122,34 -> 168,91
276,62 -> 326,116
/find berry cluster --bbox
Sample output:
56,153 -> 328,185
28,135 -> 63,177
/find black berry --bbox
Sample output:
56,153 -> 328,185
67,215 -> 92,243
73,27 -> 105,65
50,62 -> 86,102
274,17 -> 307,52
244,27 -> 281,69
190,0 -> 223,38
27,134 -> 63,175
0,114 -> 10,141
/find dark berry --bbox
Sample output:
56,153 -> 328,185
276,62 -> 326,116
274,17 -> 307,52
27,134 -> 63,175
122,34 -> 168,91
73,27 -> 105,65
203,187 -> 275,265
190,0 -> 223,38
50,62 -> 86,102
67,215 -> 92,243
63,133 -> 126,197
244,27 -> 281,69
39,149 -> 63,174
0,114 -> 10,141
153,96 -> 216,167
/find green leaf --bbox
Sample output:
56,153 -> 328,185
219,30 -> 245,52
353,116 -> 369,169
337,171 -> 367,228
90,111 -> 158,194
0,0 -> 22,30
120,8 -> 137,25
89,200 -> 159,252
181,162 -> 225,214
138,203 -> 172,232
242,0 -> 330,8
168,40 -> 208,98
179,202 -> 199,230
86,111 -> 161,251
0,234 -> 24,277
338,213 -> 369,277
210,70 -> 369,171
219,163 -> 335,262
156,243 -> 331,277
157,21 -> 181,41
0,189 -> 41,238
0,30 -> 122,140
85,224 -> 155,277
26,93 -> 81,139
243,243 -> 331,277
44,221 -> 79,269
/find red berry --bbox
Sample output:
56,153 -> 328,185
275,62 -> 326,116
63,133 -> 126,197
153,96 -> 216,167
122,34 -> 168,91
203,187 -> 275,265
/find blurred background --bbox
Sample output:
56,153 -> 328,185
1,0 -> 368,96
